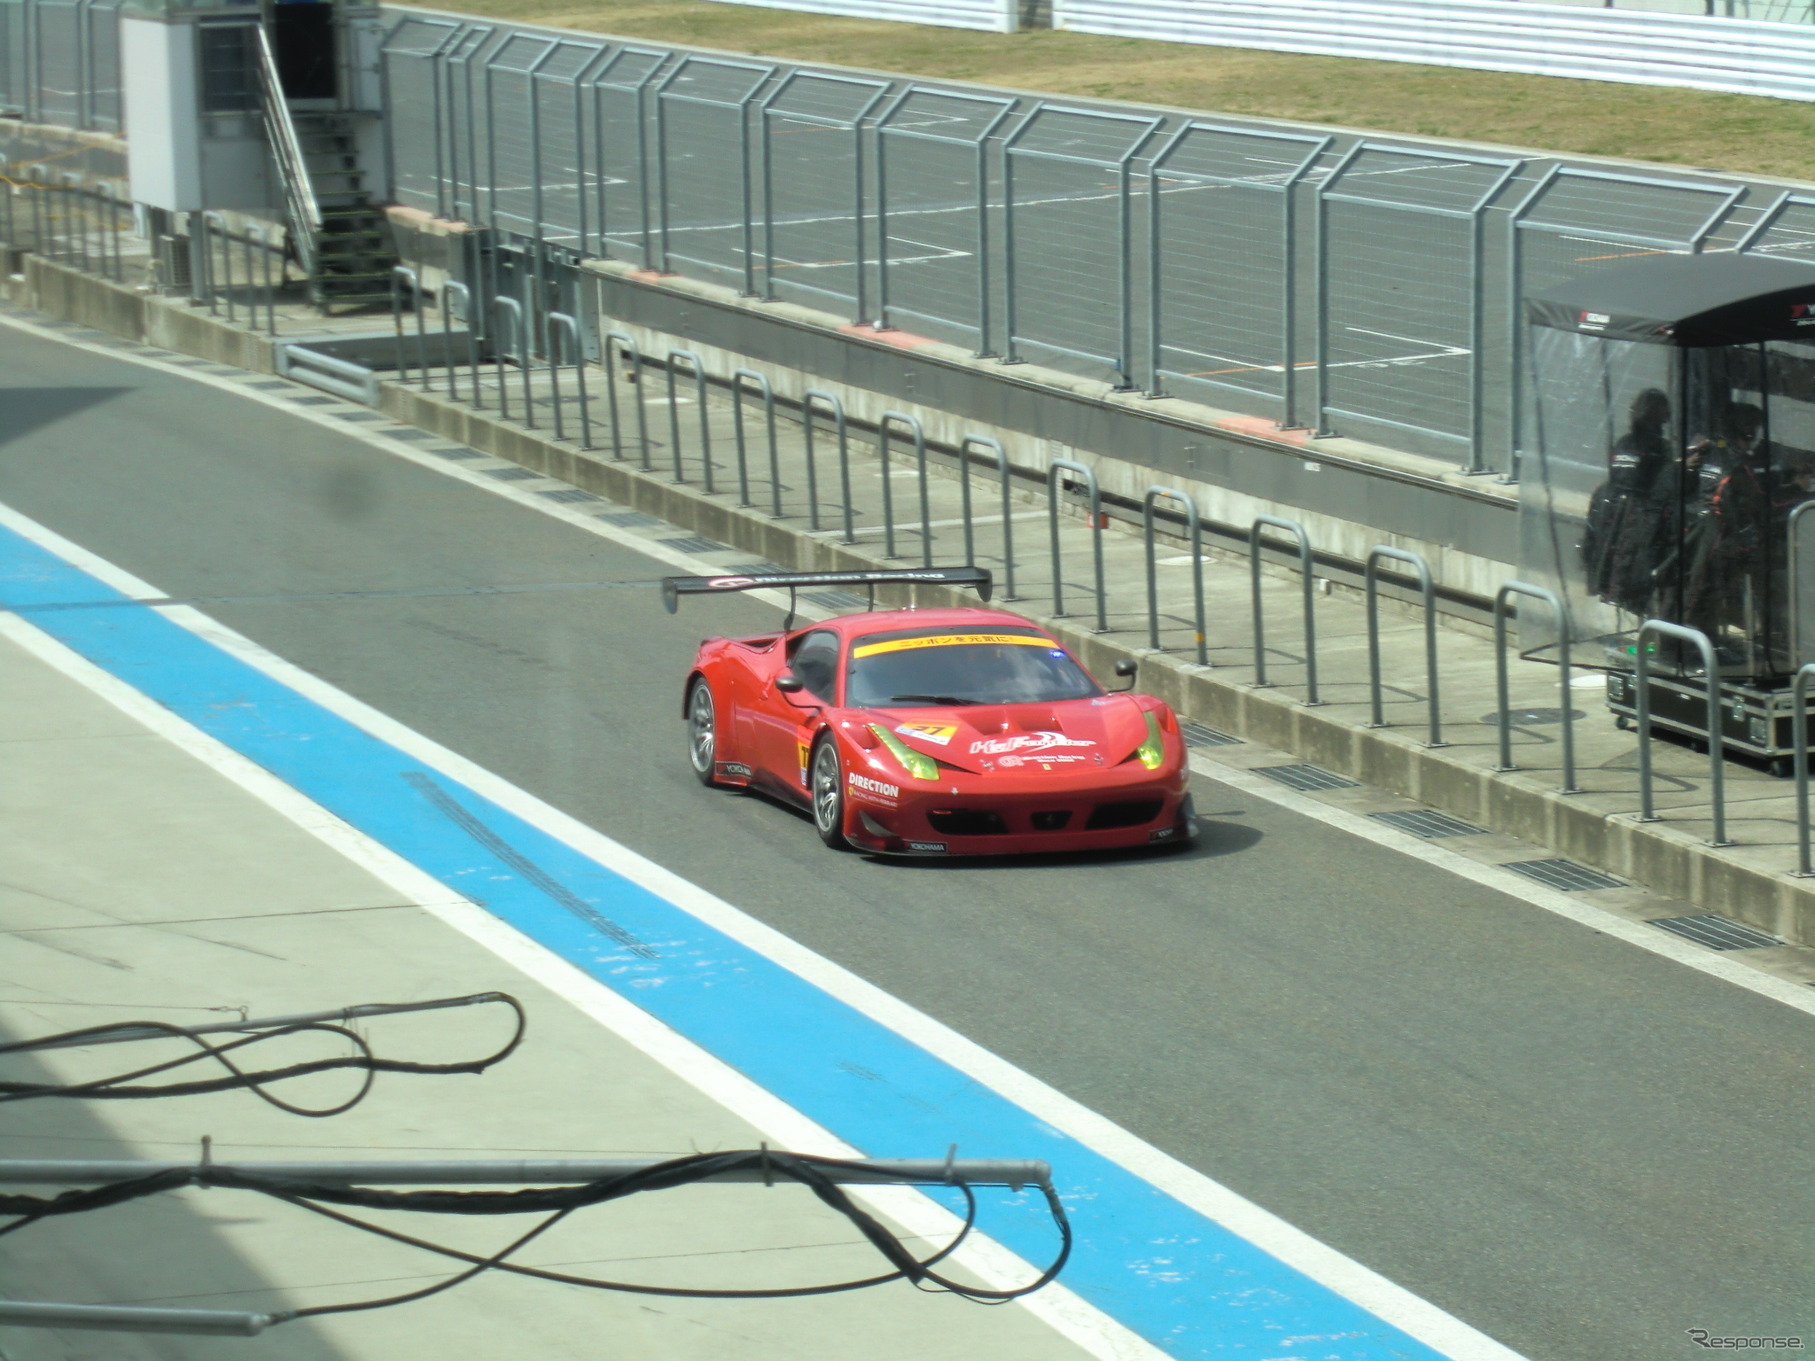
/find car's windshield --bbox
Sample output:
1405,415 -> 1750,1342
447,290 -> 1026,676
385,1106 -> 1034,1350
845,628 -> 1101,707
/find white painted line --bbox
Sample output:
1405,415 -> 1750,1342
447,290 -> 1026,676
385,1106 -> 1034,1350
1189,748 -> 1815,1019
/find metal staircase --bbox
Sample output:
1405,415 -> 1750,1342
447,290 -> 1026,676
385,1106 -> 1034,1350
254,25 -> 396,313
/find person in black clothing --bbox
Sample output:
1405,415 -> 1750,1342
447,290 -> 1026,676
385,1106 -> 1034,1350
1683,403 -> 1767,656
1583,387 -> 1672,615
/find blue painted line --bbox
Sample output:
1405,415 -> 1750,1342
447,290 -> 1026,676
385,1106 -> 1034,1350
2,522 -> 1456,1360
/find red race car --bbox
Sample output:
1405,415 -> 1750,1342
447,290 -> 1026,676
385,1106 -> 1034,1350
664,567 -> 1197,856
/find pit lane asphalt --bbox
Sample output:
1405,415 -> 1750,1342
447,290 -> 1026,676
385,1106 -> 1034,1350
2,325 -> 1808,1361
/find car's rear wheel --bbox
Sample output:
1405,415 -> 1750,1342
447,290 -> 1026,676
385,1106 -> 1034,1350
686,677 -> 721,787
810,737 -> 850,850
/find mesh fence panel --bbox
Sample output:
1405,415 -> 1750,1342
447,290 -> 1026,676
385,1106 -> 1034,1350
0,0 -> 21,115
589,48 -> 664,261
531,42 -> 600,250
876,88 -> 1010,352
383,19 -> 460,215
660,92 -> 755,287
761,75 -> 882,317
85,0 -> 119,128
1005,109 -> 1158,385
483,35 -> 552,237
34,0 -> 78,126
1150,127 -> 1323,416
1319,150 -> 1517,459
444,27 -> 498,223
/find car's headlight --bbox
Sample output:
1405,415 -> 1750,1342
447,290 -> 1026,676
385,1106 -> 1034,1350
869,724 -> 939,781
1134,711 -> 1165,771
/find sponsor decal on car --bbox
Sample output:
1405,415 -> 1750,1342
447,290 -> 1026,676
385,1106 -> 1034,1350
996,752 -> 1090,769
798,741 -> 811,786
905,841 -> 947,854
716,762 -> 754,779
704,576 -> 759,590
848,773 -> 901,801
852,633 -> 1053,659
969,732 -> 1095,756
895,722 -> 957,746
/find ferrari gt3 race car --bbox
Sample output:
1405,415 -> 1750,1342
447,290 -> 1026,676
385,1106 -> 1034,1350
665,567 -> 1197,856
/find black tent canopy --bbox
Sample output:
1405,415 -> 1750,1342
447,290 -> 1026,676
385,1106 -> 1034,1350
1526,253 -> 1815,347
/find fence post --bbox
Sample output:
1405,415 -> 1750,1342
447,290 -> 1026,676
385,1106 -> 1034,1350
1364,545 -> 1444,746
1793,664 -> 1815,876
603,330 -> 649,467
1142,488 -> 1205,665
665,350 -> 713,491
959,435 -> 1016,599
1491,581 -> 1578,794
488,294 -> 523,421
1634,620 -> 1729,847
1047,458 -> 1106,631
877,412 -> 931,566
1250,516 -> 1319,703
731,369 -> 779,514
802,389 -> 848,538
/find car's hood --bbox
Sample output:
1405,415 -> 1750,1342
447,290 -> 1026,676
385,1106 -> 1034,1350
863,695 -> 1151,775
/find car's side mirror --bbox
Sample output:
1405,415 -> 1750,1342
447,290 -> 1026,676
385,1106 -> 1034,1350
776,675 -> 805,693
1110,658 -> 1138,693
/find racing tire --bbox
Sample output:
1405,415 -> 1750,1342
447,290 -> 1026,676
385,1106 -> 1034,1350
809,736 -> 852,851
686,677 -> 722,787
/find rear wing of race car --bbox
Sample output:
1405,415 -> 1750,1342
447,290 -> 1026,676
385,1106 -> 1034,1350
662,566 -> 992,626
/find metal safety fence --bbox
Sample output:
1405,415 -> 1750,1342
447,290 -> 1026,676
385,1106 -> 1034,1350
0,1 -> 1800,486
371,5 -> 1796,480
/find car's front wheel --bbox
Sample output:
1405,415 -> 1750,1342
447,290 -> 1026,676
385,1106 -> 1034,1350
810,737 -> 850,850
686,677 -> 721,787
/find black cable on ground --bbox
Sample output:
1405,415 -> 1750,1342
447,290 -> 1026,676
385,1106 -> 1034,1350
0,1149 -> 1071,1314
0,992 -> 526,1117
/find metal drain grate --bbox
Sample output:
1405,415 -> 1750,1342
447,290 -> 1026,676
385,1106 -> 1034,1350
724,562 -> 787,576
1501,858 -> 1624,892
540,488 -> 602,504
330,410 -> 386,422
1253,764 -> 1359,792
1181,722 -> 1241,748
384,428 -> 437,440
484,466 -> 541,481
1369,808 -> 1485,838
430,446 -> 486,460
288,395 -> 337,405
1647,914 -> 1781,950
601,511 -> 661,528
803,589 -> 871,611
661,536 -> 729,554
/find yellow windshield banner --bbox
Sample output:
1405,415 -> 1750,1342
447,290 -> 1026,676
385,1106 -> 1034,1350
851,633 -> 1053,660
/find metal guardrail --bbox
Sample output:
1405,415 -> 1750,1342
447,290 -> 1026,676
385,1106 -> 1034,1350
363,5 -> 1797,479
802,389 -> 852,540
877,411 -> 932,566
1050,0 -> 1815,101
274,344 -> 381,405
1491,581 -> 1578,794
489,294 -> 529,422
1048,458 -> 1107,632
665,349 -> 712,489
731,368 -> 781,515
1634,620 -> 1731,847
1249,515 -> 1319,703
1142,487 -> 1205,665
601,330 -> 649,467
1792,663 -> 1815,875
544,310 -> 592,447
1364,545 -> 1445,747
959,435 -> 1017,600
